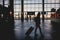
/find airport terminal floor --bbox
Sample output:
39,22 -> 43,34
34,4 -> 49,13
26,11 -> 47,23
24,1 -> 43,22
13,19 -> 60,40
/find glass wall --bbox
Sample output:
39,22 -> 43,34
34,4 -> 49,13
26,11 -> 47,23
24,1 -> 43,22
4,0 -> 9,7
0,0 -> 60,19
24,0 -> 42,19
0,0 -> 9,7
24,0 -> 60,19
24,0 -> 60,11
14,0 -> 21,19
44,0 -> 60,11
0,0 -> 3,5
24,0 -> 42,11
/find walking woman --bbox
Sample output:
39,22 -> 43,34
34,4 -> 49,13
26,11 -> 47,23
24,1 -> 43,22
34,12 -> 44,40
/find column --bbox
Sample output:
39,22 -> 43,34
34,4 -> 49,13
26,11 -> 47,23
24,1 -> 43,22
8,0 -> 14,23
3,0 -> 4,19
21,0 -> 24,22
42,0 -> 44,21
8,0 -> 15,40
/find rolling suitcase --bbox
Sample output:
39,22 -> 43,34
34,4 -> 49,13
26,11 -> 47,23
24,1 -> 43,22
25,26 -> 34,36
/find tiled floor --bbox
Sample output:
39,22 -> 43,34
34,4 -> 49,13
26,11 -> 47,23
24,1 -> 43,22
14,20 -> 55,40
1,19 -> 60,40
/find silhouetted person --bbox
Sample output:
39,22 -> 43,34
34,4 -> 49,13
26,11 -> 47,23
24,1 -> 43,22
26,14 -> 28,22
34,12 -> 44,40
30,15 -> 31,21
27,15 -> 28,22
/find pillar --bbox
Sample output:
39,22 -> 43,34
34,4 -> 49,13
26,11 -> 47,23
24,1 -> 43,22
42,0 -> 44,21
21,0 -> 24,22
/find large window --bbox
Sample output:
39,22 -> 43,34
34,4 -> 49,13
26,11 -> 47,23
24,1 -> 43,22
24,4 -> 42,11
24,0 -> 42,3
44,0 -> 60,11
0,0 -> 3,5
24,0 -> 42,11
14,0 -> 21,12
0,0 -> 9,7
45,0 -> 60,3
44,4 -> 60,11
0,0 -> 60,12
4,0 -> 8,7
0,0 -> 60,19
24,0 -> 60,11
14,0 -> 21,19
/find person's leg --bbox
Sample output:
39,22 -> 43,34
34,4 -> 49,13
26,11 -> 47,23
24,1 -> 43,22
39,25 -> 44,40
34,25 -> 38,40
38,25 -> 42,34
35,26 -> 37,35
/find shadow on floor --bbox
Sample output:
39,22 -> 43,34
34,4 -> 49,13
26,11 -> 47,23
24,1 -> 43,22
51,21 -> 60,40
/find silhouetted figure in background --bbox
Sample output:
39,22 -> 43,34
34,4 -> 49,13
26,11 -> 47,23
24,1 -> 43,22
34,12 -> 44,40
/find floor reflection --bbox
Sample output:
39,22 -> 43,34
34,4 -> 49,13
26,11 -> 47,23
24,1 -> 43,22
14,20 -> 60,40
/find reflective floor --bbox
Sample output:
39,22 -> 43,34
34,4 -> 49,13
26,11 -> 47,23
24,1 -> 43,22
14,20 -> 60,40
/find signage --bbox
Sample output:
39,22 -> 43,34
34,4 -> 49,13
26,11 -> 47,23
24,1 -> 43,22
41,12 -> 46,14
27,12 -> 35,15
